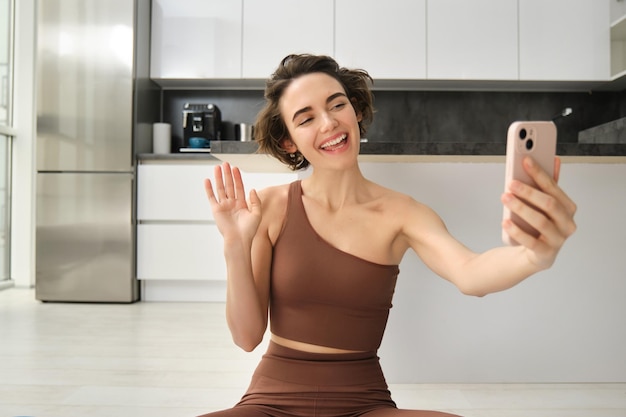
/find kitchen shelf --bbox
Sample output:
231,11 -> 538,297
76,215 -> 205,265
611,14 -> 626,41
611,14 -> 626,82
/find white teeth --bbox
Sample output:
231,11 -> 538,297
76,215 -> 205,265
321,134 -> 346,149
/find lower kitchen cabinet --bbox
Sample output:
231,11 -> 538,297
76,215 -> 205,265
136,223 -> 225,281
136,159 -> 299,301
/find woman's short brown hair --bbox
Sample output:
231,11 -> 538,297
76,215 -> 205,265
255,54 -> 374,171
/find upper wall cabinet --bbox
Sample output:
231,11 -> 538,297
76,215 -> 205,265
149,0 -> 611,88
241,0 -> 334,78
335,0 -> 426,79
427,0 -> 518,80
150,0 -> 242,79
519,0 -> 610,81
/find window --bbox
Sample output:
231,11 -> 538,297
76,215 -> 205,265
0,0 -> 13,282
0,0 -> 12,127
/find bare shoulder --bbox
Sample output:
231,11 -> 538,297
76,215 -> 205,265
370,182 -> 446,236
256,182 -> 293,242
370,181 -> 432,215
257,182 -> 291,210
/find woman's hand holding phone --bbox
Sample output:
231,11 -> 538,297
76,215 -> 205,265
501,122 -> 577,269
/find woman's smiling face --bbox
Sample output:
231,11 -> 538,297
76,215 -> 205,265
279,72 -> 362,169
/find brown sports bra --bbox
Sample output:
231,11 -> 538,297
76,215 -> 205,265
269,180 -> 400,351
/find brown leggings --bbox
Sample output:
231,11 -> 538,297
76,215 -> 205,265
197,341 -> 460,417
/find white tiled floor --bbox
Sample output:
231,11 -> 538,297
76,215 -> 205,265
1,287 -> 625,417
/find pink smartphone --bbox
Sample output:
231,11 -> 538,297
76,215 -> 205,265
502,121 -> 557,246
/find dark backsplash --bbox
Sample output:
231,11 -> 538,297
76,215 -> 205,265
162,89 -> 625,150
368,90 -> 623,144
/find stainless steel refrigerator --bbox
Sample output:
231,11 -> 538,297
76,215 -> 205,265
35,0 -> 158,302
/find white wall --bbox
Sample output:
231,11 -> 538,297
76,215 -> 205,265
359,161 -> 626,383
10,0 -> 36,288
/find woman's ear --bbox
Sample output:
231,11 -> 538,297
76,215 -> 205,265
351,98 -> 363,122
280,138 -> 297,153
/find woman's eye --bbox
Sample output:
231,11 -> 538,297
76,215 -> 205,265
298,118 -> 312,126
332,102 -> 346,110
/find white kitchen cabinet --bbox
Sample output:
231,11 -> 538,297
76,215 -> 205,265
519,0 -> 610,81
136,161 -> 221,286
148,0 -> 611,87
427,0 -> 518,80
150,0 -> 242,79
137,163 -> 215,221
137,224 -> 226,280
136,160 -> 299,300
335,0 -> 426,79
241,0 -> 334,78
137,162 -> 298,221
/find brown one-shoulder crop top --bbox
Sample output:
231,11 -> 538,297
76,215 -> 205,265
269,181 -> 399,351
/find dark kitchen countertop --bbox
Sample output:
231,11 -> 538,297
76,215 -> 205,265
209,141 -> 626,157
137,152 -> 219,162
137,141 -> 626,165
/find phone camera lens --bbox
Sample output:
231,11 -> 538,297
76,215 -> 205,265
525,139 -> 534,150
519,128 -> 527,140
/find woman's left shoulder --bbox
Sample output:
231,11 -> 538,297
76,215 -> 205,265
372,182 -> 423,210
372,183 -> 441,225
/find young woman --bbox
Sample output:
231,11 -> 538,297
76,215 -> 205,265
200,54 -> 577,417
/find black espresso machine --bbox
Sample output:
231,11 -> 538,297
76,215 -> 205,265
182,103 -> 222,148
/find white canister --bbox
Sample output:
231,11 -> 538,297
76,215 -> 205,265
152,122 -> 171,154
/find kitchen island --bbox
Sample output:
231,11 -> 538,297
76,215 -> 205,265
136,144 -> 626,384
